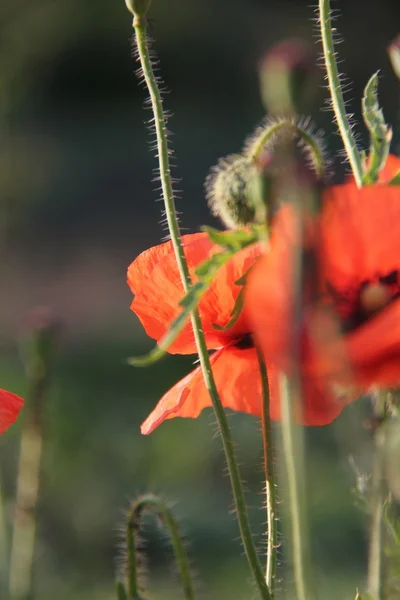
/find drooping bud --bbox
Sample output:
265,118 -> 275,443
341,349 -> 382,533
388,35 -> 400,82
259,39 -> 317,117
244,117 -> 328,183
205,154 -> 271,229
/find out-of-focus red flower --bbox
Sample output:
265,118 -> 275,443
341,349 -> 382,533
246,155 -> 400,417
0,389 -> 23,434
128,230 -> 342,434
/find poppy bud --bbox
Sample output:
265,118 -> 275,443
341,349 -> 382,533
259,39 -> 317,117
125,0 -> 152,19
388,35 -> 400,82
205,154 -> 271,229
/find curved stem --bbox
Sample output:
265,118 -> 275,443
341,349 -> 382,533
257,347 -> 278,595
280,375 -> 314,600
318,0 -> 364,187
126,494 -> 195,600
248,121 -> 325,178
132,18 -> 271,600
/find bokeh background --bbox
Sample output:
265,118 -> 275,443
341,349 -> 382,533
1,0 -> 400,598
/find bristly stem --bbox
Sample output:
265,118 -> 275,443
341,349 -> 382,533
318,0 -> 364,187
280,375 -> 314,600
132,15 -> 271,600
125,494 -> 195,599
257,347 -> 278,595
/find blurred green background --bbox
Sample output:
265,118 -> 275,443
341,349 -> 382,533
0,0 -> 399,597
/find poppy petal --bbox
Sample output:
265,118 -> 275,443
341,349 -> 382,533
321,184 -> 400,290
141,347 -> 264,434
378,154 -> 400,183
345,298 -> 400,386
0,389 -> 23,434
246,207 -> 357,425
128,233 -> 215,354
128,232 -> 261,354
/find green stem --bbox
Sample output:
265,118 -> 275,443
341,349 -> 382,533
367,452 -> 384,600
367,395 -> 386,600
9,368 -> 48,599
126,494 -> 195,600
132,17 -> 271,600
248,121 -> 325,178
318,0 -> 364,187
116,581 -> 128,600
280,375 -> 314,600
257,347 -> 278,595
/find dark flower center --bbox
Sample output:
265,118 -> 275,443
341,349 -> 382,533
234,333 -> 254,349
327,269 -> 400,333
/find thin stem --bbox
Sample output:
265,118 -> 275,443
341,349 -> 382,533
248,121 -> 325,178
133,18 -> 271,600
257,347 -> 278,595
318,0 -> 364,187
116,581 -> 128,600
9,311 -> 57,600
0,472 -> 9,585
367,451 -> 384,600
367,394 -> 386,600
280,375 -> 314,600
9,401 -> 44,599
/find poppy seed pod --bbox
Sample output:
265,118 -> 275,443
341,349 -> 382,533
125,0 -> 152,19
205,154 -> 269,229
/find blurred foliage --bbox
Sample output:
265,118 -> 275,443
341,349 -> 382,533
0,0 -> 400,597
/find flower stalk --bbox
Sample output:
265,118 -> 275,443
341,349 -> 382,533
131,12 -> 271,600
367,394 -> 387,600
280,375 -> 314,600
9,309 -> 58,600
257,347 -> 278,594
318,0 -> 364,187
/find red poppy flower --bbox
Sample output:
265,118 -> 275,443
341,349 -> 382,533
128,231 -> 339,434
246,155 -> 400,417
0,389 -> 23,434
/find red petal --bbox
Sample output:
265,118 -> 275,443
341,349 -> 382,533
128,232 -> 261,354
345,154 -> 400,184
246,206 -> 357,425
321,184 -> 400,290
345,298 -> 400,387
141,348 -> 263,434
141,340 -> 346,434
378,154 -> 400,183
0,389 -> 23,434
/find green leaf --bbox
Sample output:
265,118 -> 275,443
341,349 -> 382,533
213,287 -> 245,332
362,72 -> 392,184
202,224 -> 262,250
212,264 -> 257,332
389,170 -> 400,185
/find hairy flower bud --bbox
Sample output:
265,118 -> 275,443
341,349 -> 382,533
205,154 -> 270,229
